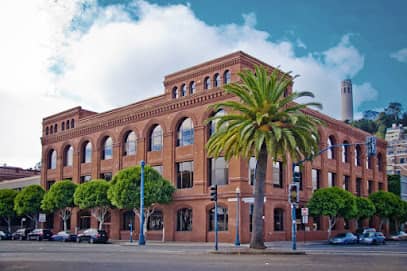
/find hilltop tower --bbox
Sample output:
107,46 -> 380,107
341,79 -> 353,122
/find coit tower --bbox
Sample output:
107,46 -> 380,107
341,79 -> 353,122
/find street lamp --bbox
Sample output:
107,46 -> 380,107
139,160 -> 146,245
234,187 -> 241,247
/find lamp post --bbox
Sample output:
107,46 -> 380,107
139,160 -> 146,245
234,187 -> 241,247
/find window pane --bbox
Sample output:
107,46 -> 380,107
65,146 -> 73,166
312,169 -> 320,192
176,208 -> 192,231
272,161 -> 283,188
103,137 -> 113,160
209,157 -> 228,186
274,208 -> 284,231
249,157 -> 256,186
209,207 -> 228,231
124,131 -> 137,156
151,125 -> 163,151
209,110 -> 225,136
147,210 -> 163,230
177,118 -> 194,146
177,161 -> 193,189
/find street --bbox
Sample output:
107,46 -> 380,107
0,241 -> 406,271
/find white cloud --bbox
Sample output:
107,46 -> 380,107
390,48 -> 407,63
0,0 -> 378,168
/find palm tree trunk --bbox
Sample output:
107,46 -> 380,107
250,144 -> 268,249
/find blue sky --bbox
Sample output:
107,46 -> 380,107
0,0 -> 406,168
139,0 -> 407,112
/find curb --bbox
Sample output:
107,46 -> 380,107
209,249 -> 306,255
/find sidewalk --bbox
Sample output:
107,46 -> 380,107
111,240 -> 308,255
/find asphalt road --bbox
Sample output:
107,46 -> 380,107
0,241 -> 406,271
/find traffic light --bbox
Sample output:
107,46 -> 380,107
366,136 -> 376,157
288,183 -> 299,204
210,184 -> 218,201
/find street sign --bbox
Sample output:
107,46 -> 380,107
301,207 -> 309,216
38,213 -> 46,223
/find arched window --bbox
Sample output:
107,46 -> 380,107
123,131 -> 136,156
176,208 -> 192,231
46,127 -> 49,135
54,124 -> 58,133
208,110 -> 225,136
63,145 -> 73,167
66,120 -> 70,129
71,119 -> 75,128
274,208 -> 284,231
150,125 -> 163,151
102,137 -> 113,160
377,153 -> 383,172
342,141 -> 350,163
223,70 -> 231,84
48,150 -> 57,169
355,145 -> 362,166
62,122 -> 65,131
172,87 -> 178,99
147,210 -> 163,231
214,73 -> 220,88
189,81 -> 195,94
327,136 -> 336,159
82,141 -> 92,163
367,155 -> 373,169
177,118 -> 194,146
204,76 -> 211,90
209,206 -> 228,231
181,84 -> 186,97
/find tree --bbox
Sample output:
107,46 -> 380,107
108,166 -> 175,238
369,191 -> 400,231
14,185 -> 45,228
206,65 -> 322,249
307,187 -> 356,239
0,189 -> 18,232
387,174 -> 401,197
393,199 -> 407,232
74,180 -> 111,230
355,197 -> 376,228
41,180 -> 77,232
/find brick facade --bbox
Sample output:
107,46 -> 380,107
41,51 -> 387,242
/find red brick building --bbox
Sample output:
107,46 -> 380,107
41,51 -> 387,242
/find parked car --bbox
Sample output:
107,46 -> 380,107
360,231 -> 386,245
355,227 -> 376,243
0,230 -> 12,240
389,231 -> 407,241
76,229 -> 108,244
329,232 -> 357,245
27,229 -> 53,241
50,231 -> 77,242
12,228 -> 32,240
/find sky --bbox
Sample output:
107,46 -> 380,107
0,0 -> 406,169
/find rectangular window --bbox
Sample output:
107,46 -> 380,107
46,180 -> 55,190
378,182 -> 384,191
294,166 -> 303,191
312,169 -> 320,192
208,157 -> 228,186
176,161 -> 193,189
368,180 -> 374,194
343,175 -> 350,191
100,172 -> 112,181
356,178 -> 362,196
272,161 -> 283,188
80,175 -> 92,184
328,172 -> 336,187
248,157 -> 256,186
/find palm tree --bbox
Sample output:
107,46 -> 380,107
206,65 -> 322,249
